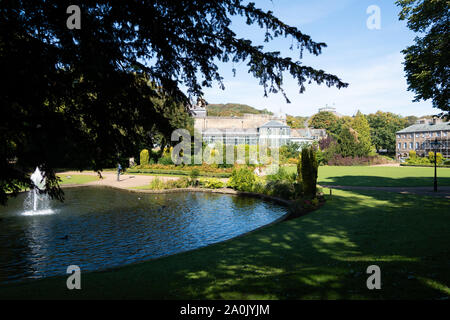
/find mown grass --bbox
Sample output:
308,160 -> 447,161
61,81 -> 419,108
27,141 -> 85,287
0,189 -> 448,300
58,175 -> 99,185
284,165 -> 450,187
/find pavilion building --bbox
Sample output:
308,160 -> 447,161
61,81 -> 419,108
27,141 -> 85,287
192,104 -> 326,147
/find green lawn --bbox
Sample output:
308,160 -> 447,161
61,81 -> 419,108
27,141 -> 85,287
1,189 -> 448,299
58,174 -> 99,185
285,165 -> 450,187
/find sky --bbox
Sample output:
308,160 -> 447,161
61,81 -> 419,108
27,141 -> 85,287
183,0 -> 436,117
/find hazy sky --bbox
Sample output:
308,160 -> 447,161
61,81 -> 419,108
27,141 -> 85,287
182,0 -> 436,117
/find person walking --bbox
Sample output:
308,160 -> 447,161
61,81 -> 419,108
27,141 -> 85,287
117,163 -> 122,181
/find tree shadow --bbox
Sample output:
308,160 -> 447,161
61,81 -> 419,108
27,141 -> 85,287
0,190 -> 449,300
158,190 -> 450,299
320,175 -> 450,188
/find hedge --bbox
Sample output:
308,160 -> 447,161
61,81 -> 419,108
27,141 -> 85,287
126,168 -> 231,178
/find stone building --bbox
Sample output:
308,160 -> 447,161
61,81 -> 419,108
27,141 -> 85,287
318,104 -> 342,117
396,118 -> 450,159
191,105 -> 326,147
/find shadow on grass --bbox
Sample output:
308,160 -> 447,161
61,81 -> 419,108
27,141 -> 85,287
319,175 -> 450,187
0,190 -> 449,300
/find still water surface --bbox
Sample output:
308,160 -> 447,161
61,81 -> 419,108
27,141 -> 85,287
0,187 -> 287,284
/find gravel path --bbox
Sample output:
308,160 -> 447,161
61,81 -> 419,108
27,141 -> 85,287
59,171 -> 450,198
58,171 -> 178,189
58,171 -> 228,189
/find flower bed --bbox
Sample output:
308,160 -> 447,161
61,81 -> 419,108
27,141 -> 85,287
127,164 -> 232,178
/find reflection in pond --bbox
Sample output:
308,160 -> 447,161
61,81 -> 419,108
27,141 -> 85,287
0,187 -> 287,284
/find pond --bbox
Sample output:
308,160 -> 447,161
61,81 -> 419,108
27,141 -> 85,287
0,187 -> 287,284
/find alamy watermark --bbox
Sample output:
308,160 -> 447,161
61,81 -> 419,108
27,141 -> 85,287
366,265 -> 381,290
66,265 -> 81,290
170,129 -> 281,173
366,5 -> 381,30
66,5 -> 81,30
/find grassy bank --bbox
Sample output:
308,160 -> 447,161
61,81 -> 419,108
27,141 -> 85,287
58,174 -> 99,185
284,165 -> 450,187
0,189 -> 448,299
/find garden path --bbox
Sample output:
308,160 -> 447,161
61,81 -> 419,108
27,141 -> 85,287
321,185 -> 450,198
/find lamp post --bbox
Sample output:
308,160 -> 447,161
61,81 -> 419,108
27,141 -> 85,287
430,138 -> 442,192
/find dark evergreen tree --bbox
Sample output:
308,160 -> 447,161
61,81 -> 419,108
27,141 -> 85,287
335,125 -> 359,158
301,147 -> 318,197
0,1 -> 347,204
309,146 -> 318,196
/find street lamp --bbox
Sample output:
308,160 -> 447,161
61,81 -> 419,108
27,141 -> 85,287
430,138 -> 442,192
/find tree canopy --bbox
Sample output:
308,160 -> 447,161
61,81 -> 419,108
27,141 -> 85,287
286,115 -> 309,129
308,111 -> 339,131
396,0 -> 449,116
206,103 -> 272,117
367,111 -> 409,152
351,111 -> 373,157
0,1 -> 348,204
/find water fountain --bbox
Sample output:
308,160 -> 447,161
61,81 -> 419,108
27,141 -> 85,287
23,167 -> 53,216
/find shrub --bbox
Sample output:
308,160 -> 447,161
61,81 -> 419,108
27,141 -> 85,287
436,153 -> 443,165
407,156 -> 431,165
280,142 -> 301,163
189,168 -> 200,186
265,180 -> 295,200
189,168 -> 200,179
148,177 -> 191,190
132,163 -> 233,173
266,167 -> 296,183
327,155 -> 391,166
409,150 -> 417,159
428,152 -> 443,165
127,167 -> 231,178
289,197 -> 320,217
200,178 -> 224,189
251,180 -> 265,194
301,146 -> 318,197
167,177 -> 191,189
148,177 -> 165,190
296,156 -> 302,185
228,166 -> 256,192
316,149 -> 325,165
319,136 -> 334,150
158,153 -> 173,165
140,149 -> 150,166
310,147 -> 318,195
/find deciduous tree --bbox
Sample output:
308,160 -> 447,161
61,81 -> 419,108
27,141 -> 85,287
367,111 -> 408,153
351,111 -> 373,157
308,112 -> 338,131
396,0 -> 449,116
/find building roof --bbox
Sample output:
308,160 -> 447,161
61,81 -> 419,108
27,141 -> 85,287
259,120 -> 289,128
397,121 -> 450,133
203,128 -> 258,135
291,128 -> 327,138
